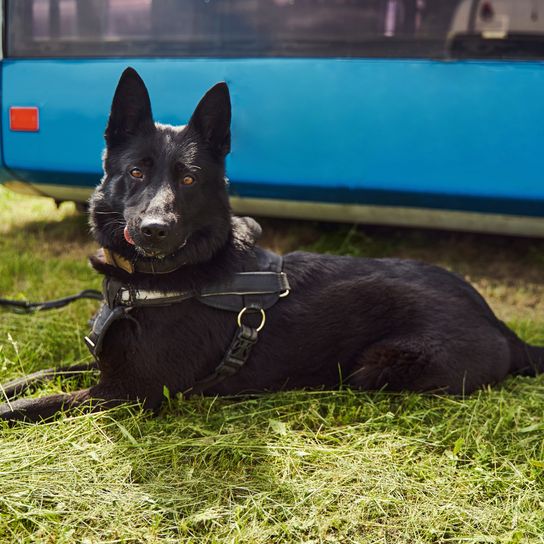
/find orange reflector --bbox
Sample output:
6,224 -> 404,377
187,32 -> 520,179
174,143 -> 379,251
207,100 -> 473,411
9,107 -> 39,132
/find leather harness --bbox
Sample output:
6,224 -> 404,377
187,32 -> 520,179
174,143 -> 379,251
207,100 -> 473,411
84,248 -> 290,394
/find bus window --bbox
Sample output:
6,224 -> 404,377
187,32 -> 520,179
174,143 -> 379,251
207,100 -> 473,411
6,0 -> 462,59
6,1 -> 544,60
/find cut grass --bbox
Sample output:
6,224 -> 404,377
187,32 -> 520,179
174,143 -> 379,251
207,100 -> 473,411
1,186 -> 544,543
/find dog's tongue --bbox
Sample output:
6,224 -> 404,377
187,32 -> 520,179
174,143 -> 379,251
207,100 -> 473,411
124,226 -> 135,246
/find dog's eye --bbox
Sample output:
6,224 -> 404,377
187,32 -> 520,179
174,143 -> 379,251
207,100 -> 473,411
129,168 -> 144,179
182,175 -> 195,186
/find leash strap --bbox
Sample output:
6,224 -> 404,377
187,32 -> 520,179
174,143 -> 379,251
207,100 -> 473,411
189,324 -> 258,394
0,289 -> 102,313
0,361 -> 98,401
84,305 -> 128,356
107,271 -> 288,309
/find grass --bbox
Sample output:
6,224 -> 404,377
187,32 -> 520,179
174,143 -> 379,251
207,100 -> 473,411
1,186 -> 544,543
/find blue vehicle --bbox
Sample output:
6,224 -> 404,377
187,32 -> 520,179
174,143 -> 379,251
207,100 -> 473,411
1,0 -> 544,235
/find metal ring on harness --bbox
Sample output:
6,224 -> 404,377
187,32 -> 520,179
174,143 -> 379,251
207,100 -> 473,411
237,307 -> 266,332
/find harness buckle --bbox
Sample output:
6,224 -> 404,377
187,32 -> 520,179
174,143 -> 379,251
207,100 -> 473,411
219,324 -> 259,375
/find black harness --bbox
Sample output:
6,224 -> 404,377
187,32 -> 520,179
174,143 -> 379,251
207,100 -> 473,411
84,248 -> 290,393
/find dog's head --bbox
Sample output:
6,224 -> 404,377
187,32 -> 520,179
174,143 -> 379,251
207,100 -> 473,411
89,68 -> 234,267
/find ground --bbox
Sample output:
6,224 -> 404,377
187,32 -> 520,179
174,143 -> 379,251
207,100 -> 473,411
0,187 -> 543,543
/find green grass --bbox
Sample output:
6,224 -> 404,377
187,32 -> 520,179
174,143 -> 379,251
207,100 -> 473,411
1,187 -> 544,543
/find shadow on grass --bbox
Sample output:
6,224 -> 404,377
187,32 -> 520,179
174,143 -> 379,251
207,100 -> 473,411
9,212 -> 92,245
5,204 -> 544,286
258,217 -> 544,284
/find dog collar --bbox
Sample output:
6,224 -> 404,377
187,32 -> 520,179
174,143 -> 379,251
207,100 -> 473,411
102,248 -> 188,275
101,216 -> 263,276
85,249 -> 290,394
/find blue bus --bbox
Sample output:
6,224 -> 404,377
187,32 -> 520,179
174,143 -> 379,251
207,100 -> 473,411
2,0 -> 544,236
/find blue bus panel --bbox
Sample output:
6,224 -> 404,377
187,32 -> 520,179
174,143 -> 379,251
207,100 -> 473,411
2,0 -> 544,233
2,58 -> 544,217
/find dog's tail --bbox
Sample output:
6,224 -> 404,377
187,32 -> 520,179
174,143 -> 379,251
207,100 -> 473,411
510,341 -> 544,377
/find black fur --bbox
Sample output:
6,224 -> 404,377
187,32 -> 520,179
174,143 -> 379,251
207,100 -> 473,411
2,67 -> 543,422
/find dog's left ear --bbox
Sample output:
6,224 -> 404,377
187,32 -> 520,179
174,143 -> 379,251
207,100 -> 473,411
188,82 -> 231,157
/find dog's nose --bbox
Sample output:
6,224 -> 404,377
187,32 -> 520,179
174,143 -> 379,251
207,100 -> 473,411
140,219 -> 170,243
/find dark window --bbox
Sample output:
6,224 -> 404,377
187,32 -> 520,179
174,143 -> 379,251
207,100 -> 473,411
6,0 -> 544,60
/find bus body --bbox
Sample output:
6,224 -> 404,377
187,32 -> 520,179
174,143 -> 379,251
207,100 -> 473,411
2,0 -> 544,236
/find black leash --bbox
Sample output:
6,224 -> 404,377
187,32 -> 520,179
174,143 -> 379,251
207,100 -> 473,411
0,291 -> 103,400
0,289 -> 103,313
0,361 -> 99,401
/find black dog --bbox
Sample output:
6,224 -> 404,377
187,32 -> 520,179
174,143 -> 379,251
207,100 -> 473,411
1,67 -> 542,422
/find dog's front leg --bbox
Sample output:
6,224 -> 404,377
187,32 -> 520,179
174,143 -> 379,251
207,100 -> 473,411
0,387 -> 123,423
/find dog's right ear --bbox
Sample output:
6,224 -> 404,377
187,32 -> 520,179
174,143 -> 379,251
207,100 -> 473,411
105,67 -> 155,147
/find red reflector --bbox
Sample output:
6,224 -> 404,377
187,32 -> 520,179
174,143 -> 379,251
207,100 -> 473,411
9,107 -> 39,132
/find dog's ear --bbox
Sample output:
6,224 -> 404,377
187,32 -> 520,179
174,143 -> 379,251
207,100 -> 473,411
105,67 -> 155,147
188,82 -> 231,157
